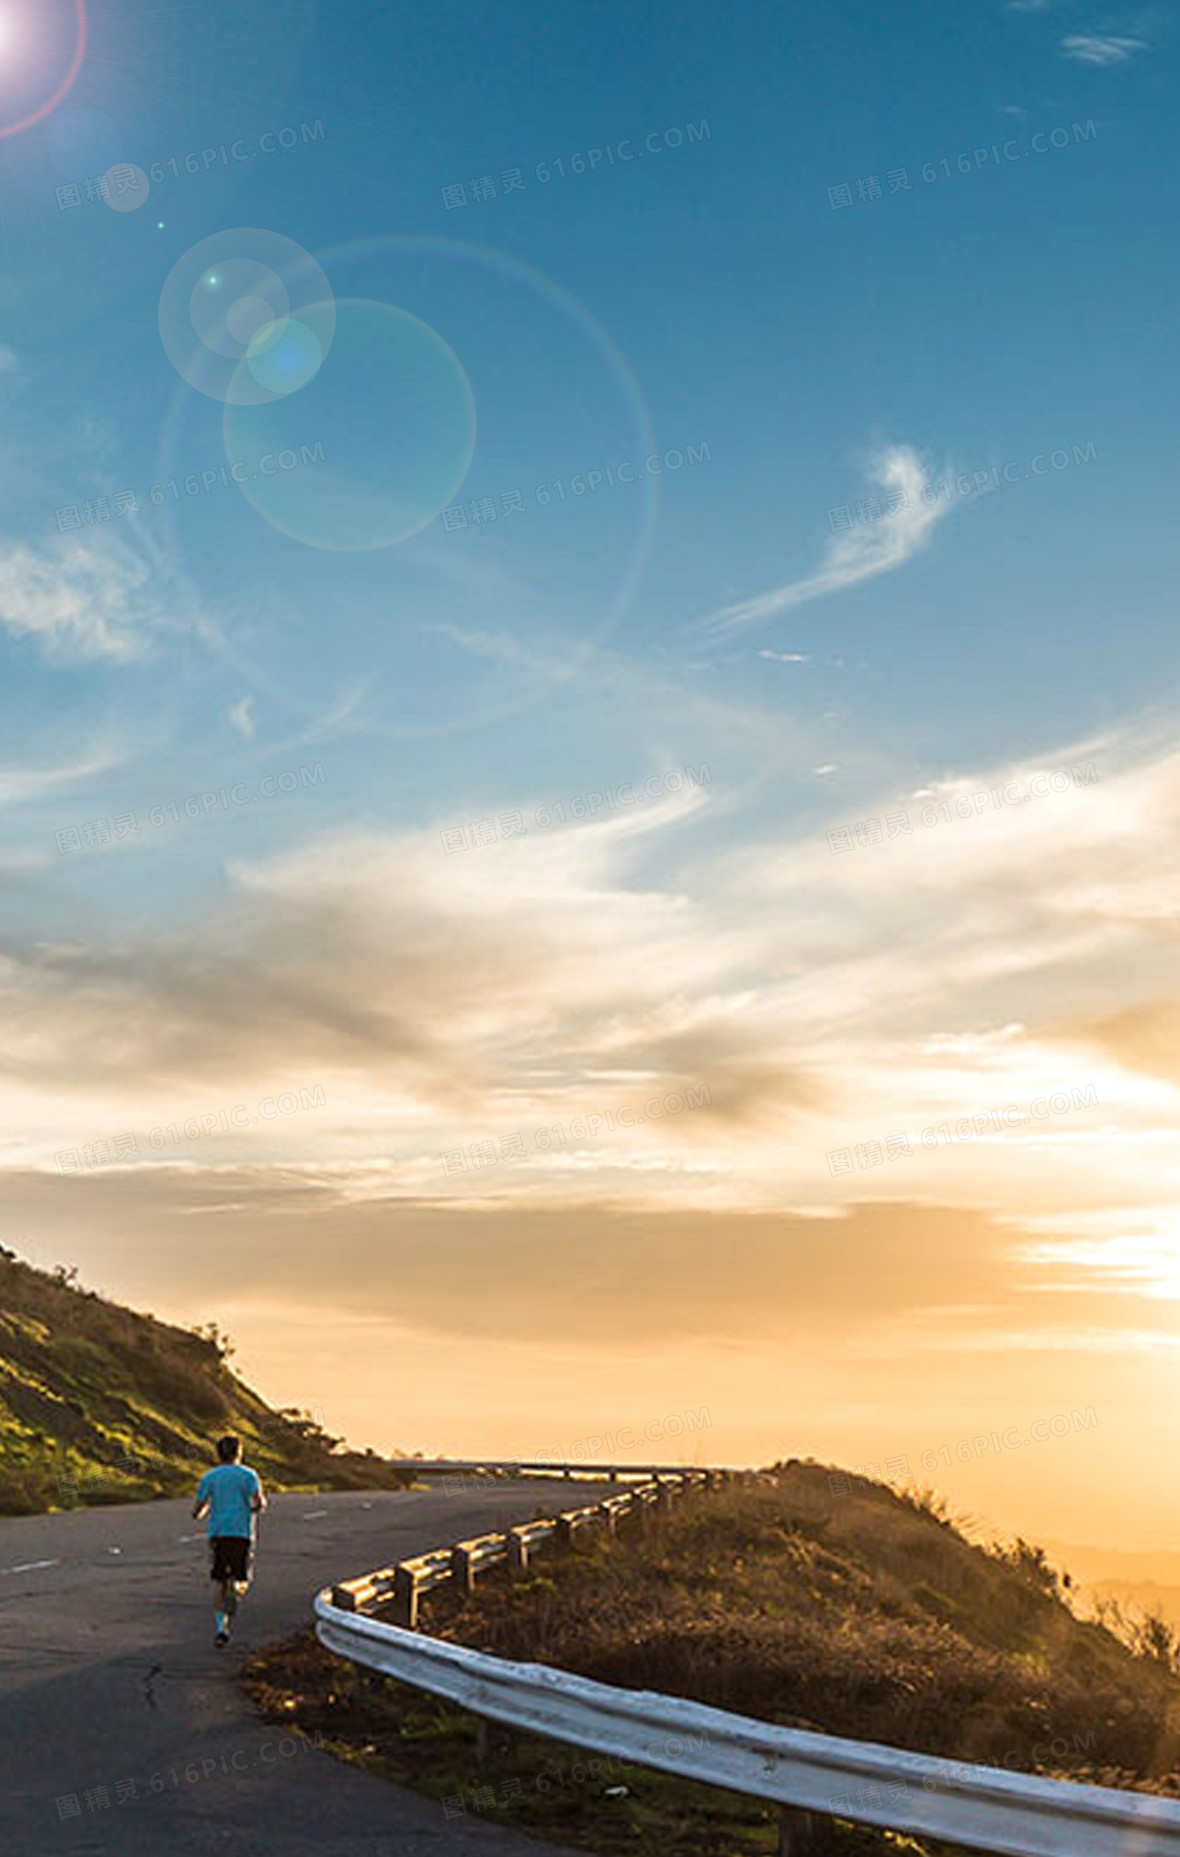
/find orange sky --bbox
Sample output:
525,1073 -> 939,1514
5,720 -> 1179,1550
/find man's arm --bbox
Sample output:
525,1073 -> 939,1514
251,1474 -> 267,1514
192,1472 -> 210,1521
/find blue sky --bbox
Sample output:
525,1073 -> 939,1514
2,0 -> 1178,1543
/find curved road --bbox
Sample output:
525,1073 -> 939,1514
0,1480 -> 614,1856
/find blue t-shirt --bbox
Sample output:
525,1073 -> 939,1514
197,1463 -> 262,1540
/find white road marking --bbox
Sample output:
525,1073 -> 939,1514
177,1533 -> 202,1543
302,1509 -> 329,1520
6,1559 -> 60,1574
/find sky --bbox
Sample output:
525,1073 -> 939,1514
0,0 -> 1177,1552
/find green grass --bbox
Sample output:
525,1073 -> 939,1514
244,1633 -> 906,1857
0,1250 -> 410,1513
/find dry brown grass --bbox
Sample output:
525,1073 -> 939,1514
422,1466 -> 1180,1790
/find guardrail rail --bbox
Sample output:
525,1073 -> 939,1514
315,1465 -> 1180,1857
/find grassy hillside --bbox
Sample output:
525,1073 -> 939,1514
0,1249 -> 402,1514
430,1466 -> 1180,1784
247,1463 -> 1180,1857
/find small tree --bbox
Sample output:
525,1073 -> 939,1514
192,1321 -> 235,1363
998,1536 -> 1060,1594
1132,1609 -> 1180,1674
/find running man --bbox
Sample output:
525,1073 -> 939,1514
192,1434 -> 266,1645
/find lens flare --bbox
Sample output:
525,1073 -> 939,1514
0,0 -> 88,139
222,298 -> 475,551
158,230 -> 334,405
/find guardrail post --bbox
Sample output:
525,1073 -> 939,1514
507,1529 -> 529,1578
598,1500 -> 618,1536
452,1545 -> 476,1598
392,1566 -> 419,1630
778,1805 -> 822,1855
556,1514 -> 575,1551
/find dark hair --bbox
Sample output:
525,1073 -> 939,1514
216,1434 -> 242,1463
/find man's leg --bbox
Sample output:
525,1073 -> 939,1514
211,1543 -> 232,1642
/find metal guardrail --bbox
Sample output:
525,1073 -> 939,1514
390,1457 -> 729,1482
331,1469 -> 715,1625
315,1467 -> 1180,1856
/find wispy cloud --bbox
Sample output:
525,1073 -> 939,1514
701,444 -> 951,634
229,697 -> 256,741
0,534 -> 165,662
1061,32 -> 1145,63
0,749 -> 124,809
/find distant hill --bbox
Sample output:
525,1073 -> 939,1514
1041,1538 -> 1180,1636
0,1249 -> 406,1515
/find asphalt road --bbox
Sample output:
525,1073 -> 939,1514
0,1480 -> 615,1857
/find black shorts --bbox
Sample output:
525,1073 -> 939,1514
209,1536 -> 253,1585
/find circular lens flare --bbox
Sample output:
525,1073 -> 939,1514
245,316 -> 323,394
222,297 -> 475,551
0,0 -> 88,139
159,230 -> 333,403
